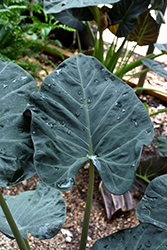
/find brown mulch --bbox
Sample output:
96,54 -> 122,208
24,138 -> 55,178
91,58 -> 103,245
0,54 -> 167,249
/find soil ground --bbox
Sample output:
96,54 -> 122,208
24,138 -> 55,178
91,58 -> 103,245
0,53 -> 167,250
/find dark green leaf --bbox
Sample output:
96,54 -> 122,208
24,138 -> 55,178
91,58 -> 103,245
0,182 -> 66,239
142,58 -> 167,78
0,60 -> 37,187
52,8 -> 93,31
128,11 -> 159,46
156,136 -> 167,157
137,156 -> 167,181
44,0 -> 120,14
151,0 -> 164,10
26,53 -> 154,195
108,0 -> 150,37
91,223 -> 167,249
137,174 -> 167,230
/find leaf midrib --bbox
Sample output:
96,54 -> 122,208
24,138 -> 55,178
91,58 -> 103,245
77,56 -> 94,155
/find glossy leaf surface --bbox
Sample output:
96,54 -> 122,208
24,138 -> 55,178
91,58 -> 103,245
137,174 -> 167,230
156,135 -> 167,156
0,60 -> 37,187
44,0 -> 120,14
108,0 -> 150,37
52,7 -> 93,31
91,223 -> 167,249
0,182 -> 66,239
27,53 -> 154,194
142,58 -> 167,78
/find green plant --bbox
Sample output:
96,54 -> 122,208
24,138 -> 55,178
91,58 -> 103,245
1,53 -> 167,250
43,0 -> 166,79
0,0 -> 69,77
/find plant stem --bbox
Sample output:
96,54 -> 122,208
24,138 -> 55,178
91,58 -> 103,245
79,161 -> 94,250
136,173 -> 150,184
86,21 -> 95,45
133,87 -> 167,96
0,192 -> 29,250
24,239 -> 32,250
76,31 -> 82,53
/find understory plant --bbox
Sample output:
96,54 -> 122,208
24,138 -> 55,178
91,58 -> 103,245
44,0 -> 166,80
0,0 -> 72,77
1,53 -> 167,249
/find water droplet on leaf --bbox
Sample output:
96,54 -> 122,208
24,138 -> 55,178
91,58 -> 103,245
104,245 -> 109,249
123,92 -> 128,96
145,240 -> 151,247
56,177 -> 74,190
3,84 -> 7,89
109,75 -> 115,81
56,69 -> 61,75
21,76 -> 27,80
67,130 -> 71,135
115,102 -> 122,108
130,119 -> 139,127
145,129 -> 151,134
75,113 -> 80,118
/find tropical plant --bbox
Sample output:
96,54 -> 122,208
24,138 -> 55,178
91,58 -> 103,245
1,53 -> 166,250
43,0 -> 166,80
0,0 -> 70,78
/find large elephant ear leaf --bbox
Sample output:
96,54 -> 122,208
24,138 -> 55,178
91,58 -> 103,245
91,223 -> 167,249
27,53 -> 154,195
52,8 -> 93,31
0,182 -> 66,239
108,0 -> 150,37
137,174 -> 167,230
127,11 -> 159,46
44,0 -> 120,14
0,60 -> 37,187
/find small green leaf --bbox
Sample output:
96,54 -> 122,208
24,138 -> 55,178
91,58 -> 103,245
156,136 -> 167,156
142,58 -> 167,78
91,223 -> 167,249
0,182 -> 66,239
26,53 -> 154,195
0,60 -> 37,187
137,174 -> 167,230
